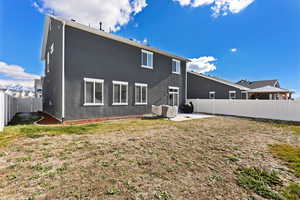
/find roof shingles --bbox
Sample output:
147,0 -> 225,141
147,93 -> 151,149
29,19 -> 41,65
236,80 -> 278,89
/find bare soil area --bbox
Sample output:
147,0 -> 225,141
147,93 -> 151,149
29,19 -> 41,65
0,117 -> 299,200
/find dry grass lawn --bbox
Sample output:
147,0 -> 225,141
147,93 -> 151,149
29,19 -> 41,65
0,117 -> 299,200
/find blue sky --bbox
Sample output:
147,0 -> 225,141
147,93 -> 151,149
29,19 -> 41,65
0,0 -> 299,97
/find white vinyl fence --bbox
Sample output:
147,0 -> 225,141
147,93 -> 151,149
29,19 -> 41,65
188,99 -> 300,122
0,91 -> 42,131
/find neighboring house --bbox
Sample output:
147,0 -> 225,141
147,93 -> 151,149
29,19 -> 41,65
34,78 -> 43,98
0,88 -> 35,98
21,90 -> 35,98
236,79 -> 280,89
187,72 -> 293,100
187,71 -> 249,99
236,80 -> 293,100
41,16 -> 189,122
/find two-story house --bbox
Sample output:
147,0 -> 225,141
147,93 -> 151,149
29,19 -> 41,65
41,16 -> 189,122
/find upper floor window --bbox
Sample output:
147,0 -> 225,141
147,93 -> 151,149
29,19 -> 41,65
135,83 -> 147,105
141,49 -> 153,69
50,43 -> 54,54
172,59 -> 181,74
229,91 -> 236,99
209,91 -> 215,99
46,52 -> 50,73
113,81 -> 128,105
84,78 -> 104,106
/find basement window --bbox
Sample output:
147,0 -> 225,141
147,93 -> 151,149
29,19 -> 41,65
84,78 -> 104,106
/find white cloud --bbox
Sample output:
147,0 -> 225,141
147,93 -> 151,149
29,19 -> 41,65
0,61 -> 40,80
33,0 -> 147,32
131,37 -> 148,45
142,38 -> 148,45
187,56 -> 217,73
173,0 -> 192,6
230,48 -> 237,52
0,79 -> 35,89
192,0 -> 214,7
173,0 -> 254,17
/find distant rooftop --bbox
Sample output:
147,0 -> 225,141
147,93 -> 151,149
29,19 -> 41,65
188,71 -> 249,90
236,79 -> 279,89
246,86 -> 290,93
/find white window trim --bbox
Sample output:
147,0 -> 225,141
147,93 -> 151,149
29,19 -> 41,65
229,90 -> 236,99
112,80 -> 128,106
50,43 -> 54,54
46,52 -> 50,73
172,59 -> 181,74
135,83 -> 148,105
141,49 -> 153,69
169,86 -> 179,90
83,78 -> 104,106
168,86 -> 179,106
241,91 -> 248,100
209,91 -> 215,99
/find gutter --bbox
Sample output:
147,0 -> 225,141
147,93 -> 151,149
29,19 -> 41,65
62,21 -> 65,122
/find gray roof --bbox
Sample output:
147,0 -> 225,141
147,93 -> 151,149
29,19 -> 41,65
236,79 -> 279,89
188,71 -> 249,90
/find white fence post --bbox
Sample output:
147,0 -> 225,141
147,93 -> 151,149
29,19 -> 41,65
188,99 -> 300,122
0,92 -> 5,131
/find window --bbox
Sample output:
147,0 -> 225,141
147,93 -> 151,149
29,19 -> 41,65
229,91 -> 236,99
113,81 -> 128,105
50,43 -> 54,54
209,91 -> 215,99
141,49 -> 153,69
168,87 -> 179,106
84,78 -> 104,106
135,83 -> 147,105
172,59 -> 181,74
46,52 -> 50,73
241,91 -> 248,99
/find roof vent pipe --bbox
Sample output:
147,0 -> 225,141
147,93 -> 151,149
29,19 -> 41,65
99,22 -> 103,31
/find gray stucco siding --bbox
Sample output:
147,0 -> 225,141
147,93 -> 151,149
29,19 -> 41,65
43,18 -> 63,120
187,72 -> 243,99
64,26 -> 186,120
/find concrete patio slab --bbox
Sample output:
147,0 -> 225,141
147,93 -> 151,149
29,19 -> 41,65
167,113 -> 215,121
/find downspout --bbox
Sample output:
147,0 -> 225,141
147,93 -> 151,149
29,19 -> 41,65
62,21 -> 65,122
185,62 -> 188,104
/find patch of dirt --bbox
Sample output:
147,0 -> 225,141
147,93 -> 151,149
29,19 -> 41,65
0,117 -> 299,200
